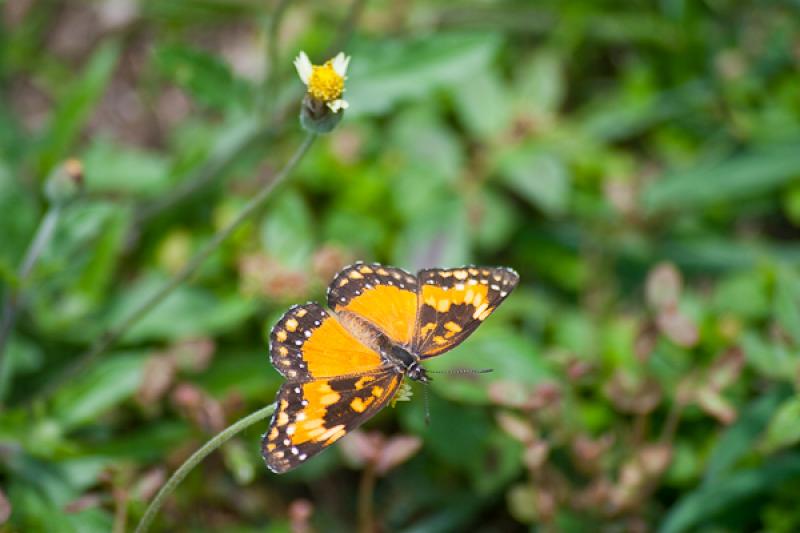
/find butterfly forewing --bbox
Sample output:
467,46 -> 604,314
263,371 -> 402,473
413,266 -> 519,358
270,302 -> 386,381
327,262 -> 418,347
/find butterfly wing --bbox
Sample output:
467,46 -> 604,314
263,371 -> 402,473
327,262 -> 419,347
270,302 -> 387,380
413,266 -> 519,358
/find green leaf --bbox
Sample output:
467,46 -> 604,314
399,392 -> 490,469
0,164 -> 39,266
513,49 -> 565,118
347,33 -> 500,116
451,67 -> 511,140
712,271 -> 771,321
660,453 -> 800,533
196,350 -> 279,401
495,145 -> 571,216
50,352 -> 146,429
774,267 -> 800,345
25,203 -> 132,333
153,44 -> 250,111
0,336 -> 43,402
394,197 -> 470,271
106,275 -> 256,342
389,107 -> 464,187
260,189 -> 315,269
644,143 -> 800,214
81,137 -> 172,197
761,395 -> 800,453
704,387 -> 789,482
471,187 -> 519,253
32,42 -> 120,179
741,332 -> 798,381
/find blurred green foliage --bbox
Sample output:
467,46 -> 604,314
2,0 -> 800,531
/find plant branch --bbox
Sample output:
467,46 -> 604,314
40,133 -> 316,400
135,403 -> 276,533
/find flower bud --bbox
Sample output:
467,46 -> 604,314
44,158 -> 84,205
300,94 -> 345,134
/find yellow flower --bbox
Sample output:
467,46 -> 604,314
294,51 -> 350,113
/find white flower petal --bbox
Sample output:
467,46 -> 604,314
294,51 -> 312,85
327,99 -> 349,113
332,52 -> 350,77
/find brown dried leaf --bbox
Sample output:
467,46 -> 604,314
289,499 -> 314,533
0,487 -> 10,524
604,372 -> 662,414
638,443 -> 673,477
522,441 -> 550,471
488,380 -> 533,409
529,382 -> 562,410
64,493 -> 103,514
338,430 -> 382,467
656,307 -> 699,348
696,387 -> 737,425
634,322 -> 659,362
495,411 -> 536,443
136,354 -> 176,407
375,435 -> 423,475
707,347 -> 744,391
170,338 -> 216,373
604,178 -> 638,217
171,383 -> 226,432
312,245 -> 353,283
132,467 -> 166,502
646,262 -> 682,310
572,434 -> 613,474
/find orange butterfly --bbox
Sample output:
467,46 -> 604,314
262,262 -> 519,473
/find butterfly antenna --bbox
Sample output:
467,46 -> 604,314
426,368 -> 494,375
423,382 -> 431,426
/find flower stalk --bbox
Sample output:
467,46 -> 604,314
135,403 -> 276,533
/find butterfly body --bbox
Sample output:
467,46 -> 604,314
263,263 -> 518,473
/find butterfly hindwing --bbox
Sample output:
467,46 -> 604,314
327,262 -> 418,347
262,371 -> 402,473
270,303 -> 386,380
413,266 -> 519,358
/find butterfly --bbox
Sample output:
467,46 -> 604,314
262,262 -> 519,473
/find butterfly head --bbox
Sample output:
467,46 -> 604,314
406,361 -> 430,383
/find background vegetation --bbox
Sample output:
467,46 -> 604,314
2,0 -> 800,531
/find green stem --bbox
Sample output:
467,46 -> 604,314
0,204 -> 63,389
357,462 -> 377,533
132,123 -> 276,226
135,403 -> 276,533
40,133 -> 316,400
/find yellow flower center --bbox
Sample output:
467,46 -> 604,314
307,62 -> 344,102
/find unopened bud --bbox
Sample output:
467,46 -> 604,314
300,94 -> 344,134
44,158 -> 84,205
